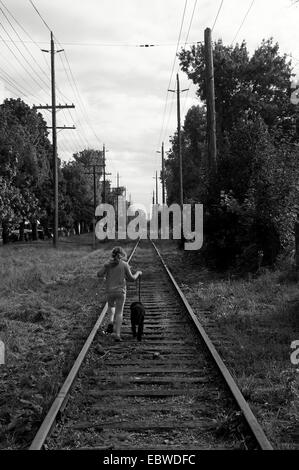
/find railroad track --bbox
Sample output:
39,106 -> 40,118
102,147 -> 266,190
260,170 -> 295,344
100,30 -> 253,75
30,239 -> 272,450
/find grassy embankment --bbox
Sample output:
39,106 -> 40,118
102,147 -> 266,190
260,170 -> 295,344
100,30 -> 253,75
157,240 -> 299,450
0,235 -> 135,449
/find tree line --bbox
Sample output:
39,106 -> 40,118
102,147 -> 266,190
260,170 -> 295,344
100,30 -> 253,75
165,38 -> 299,270
0,98 -> 116,244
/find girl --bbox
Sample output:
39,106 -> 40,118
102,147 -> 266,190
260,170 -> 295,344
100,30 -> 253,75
98,246 -> 142,341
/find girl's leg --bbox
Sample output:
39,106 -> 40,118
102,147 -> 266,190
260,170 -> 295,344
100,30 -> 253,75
114,294 -> 126,338
107,306 -> 115,324
106,296 -> 116,332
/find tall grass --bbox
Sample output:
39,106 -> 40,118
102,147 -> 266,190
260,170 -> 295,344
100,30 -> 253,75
0,245 -> 90,294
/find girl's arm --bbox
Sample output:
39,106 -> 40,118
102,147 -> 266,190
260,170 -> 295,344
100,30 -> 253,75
124,263 -> 142,282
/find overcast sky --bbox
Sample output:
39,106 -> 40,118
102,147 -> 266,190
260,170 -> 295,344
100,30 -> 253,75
1,0 -> 299,213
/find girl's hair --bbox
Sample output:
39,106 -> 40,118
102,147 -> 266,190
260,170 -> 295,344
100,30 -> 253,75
111,246 -> 127,263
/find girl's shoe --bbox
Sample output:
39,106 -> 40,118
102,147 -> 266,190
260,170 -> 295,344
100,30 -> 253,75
106,323 -> 113,334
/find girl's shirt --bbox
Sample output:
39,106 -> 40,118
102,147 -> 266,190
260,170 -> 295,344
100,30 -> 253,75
104,259 -> 136,294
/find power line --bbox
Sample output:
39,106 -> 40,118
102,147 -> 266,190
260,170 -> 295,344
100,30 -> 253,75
2,0 -> 72,103
59,108 -> 81,149
28,0 -> 97,152
0,49 -> 43,99
27,0 -> 115,181
60,51 -> 96,148
156,0 -> 188,150
0,72 -> 30,98
5,86 -> 21,99
0,48 -> 49,102
0,20 -> 49,99
211,0 -> 224,31
62,107 -> 89,150
55,43 -> 118,177
0,39 -> 200,47
184,0 -> 198,46
163,0 -> 199,145
0,73 -> 39,100
28,0 -> 51,32
0,0 -> 57,93
0,2 -> 50,90
177,0 -> 199,130
0,0 -> 61,103
56,50 -> 95,148
59,47 -> 103,147
231,0 -> 255,43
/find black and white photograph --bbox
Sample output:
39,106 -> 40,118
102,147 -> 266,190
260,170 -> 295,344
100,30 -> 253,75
0,0 -> 298,459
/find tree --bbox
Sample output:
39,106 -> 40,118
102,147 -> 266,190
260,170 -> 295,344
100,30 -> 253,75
164,38 -> 299,268
165,105 -> 207,205
0,98 -> 52,241
0,177 -> 23,243
179,38 -> 299,144
61,149 -> 104,234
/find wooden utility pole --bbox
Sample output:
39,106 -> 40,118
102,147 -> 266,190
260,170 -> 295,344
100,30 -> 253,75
169,74 -> 188,209
176,73 -> 183,209
116,172 -> 120,232
161,142 -> 165,205
101,144 -> 111,204
156,142 -> 166,205
103,144 -> 106,203
204,27 -> 217,174
85,162 -> 102,249
93,165 -> 97,217
34,32 -> 75,247
50,32 -> 58,247
152,173 -> 158,205
86,149 -> 111,248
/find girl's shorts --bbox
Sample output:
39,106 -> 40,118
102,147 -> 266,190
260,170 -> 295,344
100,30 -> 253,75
107,292 -> 126,308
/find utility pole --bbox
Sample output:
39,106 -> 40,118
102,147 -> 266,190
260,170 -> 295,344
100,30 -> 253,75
152,172 -> 158,205
101,144 -> 111,204
92,164 -> 97,250
86,149 -> 111,248
204,27 -> 217,174
156,141 -> 166,205
161,142 -> 165,205
85,159 -> 103,249
93,165 -> 97,217
168,74 -> 188,209
152,190 -> 155,205
103,144 -> 106,203
116,172 -> 120,233
34,32 -> 75,248
176,73 -> 182,209
50,32 -> 58,247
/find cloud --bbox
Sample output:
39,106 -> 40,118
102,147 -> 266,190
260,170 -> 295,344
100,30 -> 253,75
1,0 -> 299,209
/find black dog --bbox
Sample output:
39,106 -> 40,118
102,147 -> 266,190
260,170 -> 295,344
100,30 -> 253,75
130,301 -> 145,341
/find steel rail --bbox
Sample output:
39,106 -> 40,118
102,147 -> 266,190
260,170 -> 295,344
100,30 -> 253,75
29,240 -> 140,450
151,240 -> 273,451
